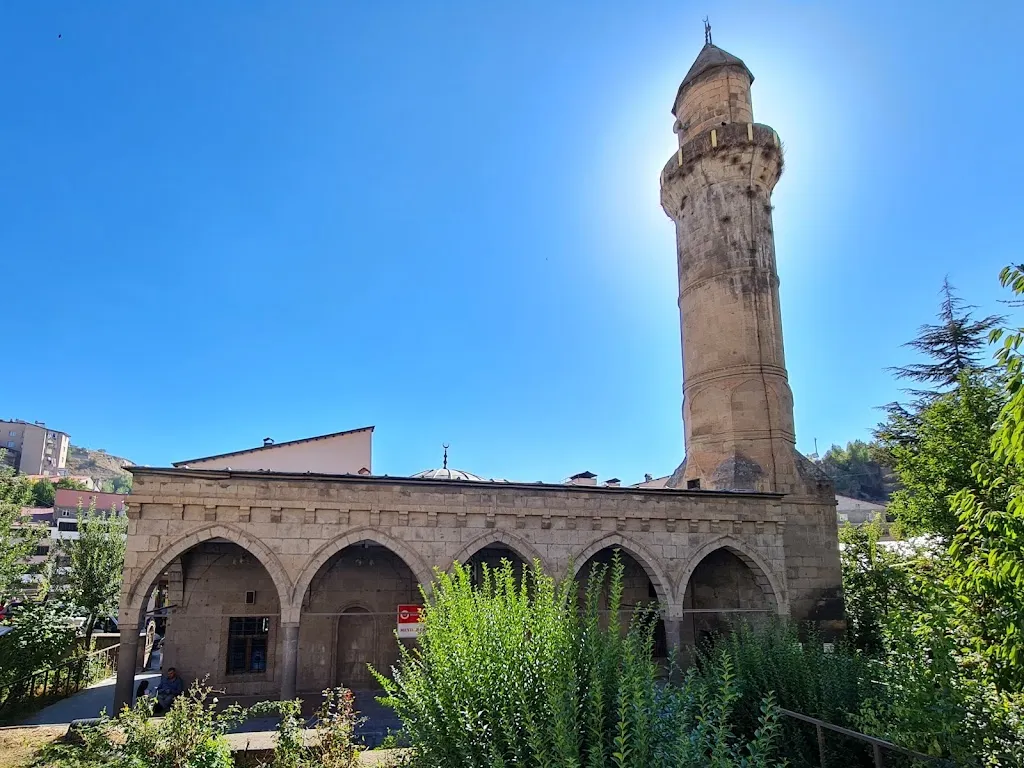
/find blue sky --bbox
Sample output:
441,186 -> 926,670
2,2 -> 1021,483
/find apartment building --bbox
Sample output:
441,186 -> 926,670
1,419 -> 70,476
52,488 -> 128,542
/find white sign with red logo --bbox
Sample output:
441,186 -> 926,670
397,604 -> 423,638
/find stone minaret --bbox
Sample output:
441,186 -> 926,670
660,39 -> 829,501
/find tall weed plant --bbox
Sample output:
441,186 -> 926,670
694,621 -> 875,767
374,555 -> 785,768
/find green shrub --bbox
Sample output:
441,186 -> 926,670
312,687 -> 363,767
692,620 -> 879,767
0,599 -> 77,686
38,679 -> 248,768
375,555 -> 785,768
855,603 -> 1024,767
268,698 -> 305,768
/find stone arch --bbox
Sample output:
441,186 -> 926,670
449,530 -> 545,570
293,527 -> 434,610
336,599 -> 375,614
571,533 -> 673,608
677,536 -> 786,615
124,523 -> 293,624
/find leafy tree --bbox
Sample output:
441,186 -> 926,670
947,265 -> 1024,692
855,575 -> 1024,764
816,440 -> 891,502
878,373 -> 1005,540
99,474 -> 133,494
55,502 -> 127,650
0,450 -> 42,604
55,477 -> 89,491
837,512 -> 1024,764
838,517 -> 920,654
890,277 -> 1003,398
0,599 -> 77,685
30,478 -> 55,507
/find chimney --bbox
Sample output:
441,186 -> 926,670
604,478 -> 621,488
263,437 -> 274,447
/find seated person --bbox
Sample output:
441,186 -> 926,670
153,667 -> 184,714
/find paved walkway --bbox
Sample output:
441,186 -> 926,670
20,671 -> 161,725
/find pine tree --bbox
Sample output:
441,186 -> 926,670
890,277 -> 1003,397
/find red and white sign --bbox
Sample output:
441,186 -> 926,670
397,604 -> 423,638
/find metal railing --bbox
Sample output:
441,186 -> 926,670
0,642 -> 120,718
780,708 -> 955,767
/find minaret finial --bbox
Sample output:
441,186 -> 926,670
442,444 -> 449,469
703,17 -> 712,45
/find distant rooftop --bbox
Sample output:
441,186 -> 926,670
173,426 -> 374,467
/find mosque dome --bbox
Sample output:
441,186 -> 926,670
411,467 -> 487,482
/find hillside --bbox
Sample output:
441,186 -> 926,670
66,444 -> 134,491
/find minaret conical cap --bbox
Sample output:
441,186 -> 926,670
674,43 -> 754,111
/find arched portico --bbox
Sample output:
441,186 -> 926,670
449,530 -> 545,570
677,536 -> 785,615
293,528 -> 434,613
571,533 -> 674,607
295,532 -> 426,693
114,524 -> 295,713
678,536 -> 784,651
122,523 -> 293,625
571,534 -> 673,661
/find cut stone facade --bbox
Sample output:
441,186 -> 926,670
114,468 -> 840,707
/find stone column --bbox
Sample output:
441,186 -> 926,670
279,622 -> 300,701
663,618 -> 683,679
664,618 -> 683,657
113,624 -> 140,713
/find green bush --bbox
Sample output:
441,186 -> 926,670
375,555 -> 785,768
0,599 -> 77,686
855,602 -> 1024,767
268,688 -> 363,768
312,687 -> 363,767
37,679 -> 246,768
37,682 -> 367,768
694,620 -> 876,766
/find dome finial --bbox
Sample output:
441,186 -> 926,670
703,16 -> 712,45
442,444 -> 449,469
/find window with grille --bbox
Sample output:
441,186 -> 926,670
227,617 -> 269,674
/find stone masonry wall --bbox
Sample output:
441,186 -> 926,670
118,468 -> 841,696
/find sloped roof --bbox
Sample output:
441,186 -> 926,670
173,426 -> 373,467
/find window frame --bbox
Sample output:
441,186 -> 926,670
226,616 -> 270,675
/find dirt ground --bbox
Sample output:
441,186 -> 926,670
0,726 -> 65,768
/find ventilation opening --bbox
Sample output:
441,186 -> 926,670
245,590 -> 256,605
687,479 -> 701,490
